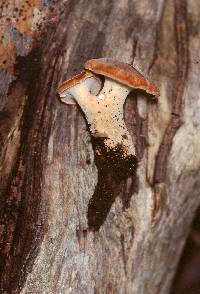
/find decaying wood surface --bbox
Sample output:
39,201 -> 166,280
0,0 -> 200,293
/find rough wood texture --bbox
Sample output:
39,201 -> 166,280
0,0 -> 200,293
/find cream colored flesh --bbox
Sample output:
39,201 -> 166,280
60,77 -> 136,157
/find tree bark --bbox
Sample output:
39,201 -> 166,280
0,0 -> 200,293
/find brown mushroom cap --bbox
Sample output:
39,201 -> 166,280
57,71 -> 94,96
84,58 -> 159,97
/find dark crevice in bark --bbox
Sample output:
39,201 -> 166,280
130,38 -> 138,65
120,173 -> 138,211
120,233 -> 128,276
153,0 -> 189,184
0,46 -> 45,293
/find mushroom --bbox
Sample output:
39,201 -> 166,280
58,71 -> 102,106
58,59 -> 159,230
58,58 -> 159,160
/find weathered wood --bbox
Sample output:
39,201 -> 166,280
0,0 -> 200,293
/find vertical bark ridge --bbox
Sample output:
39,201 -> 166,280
153,0 -> 189,184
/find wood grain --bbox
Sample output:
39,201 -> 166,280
0,0 -> 200,293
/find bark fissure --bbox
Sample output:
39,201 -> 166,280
0,46 -> 46,292
153,0 -> 189,184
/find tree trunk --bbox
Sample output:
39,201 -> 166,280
0,0 -> 200,293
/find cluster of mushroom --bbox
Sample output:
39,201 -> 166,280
57,58 -> 159,161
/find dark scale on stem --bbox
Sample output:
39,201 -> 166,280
87,136 -> 137,231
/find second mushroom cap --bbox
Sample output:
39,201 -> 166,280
84,58 -> 160,97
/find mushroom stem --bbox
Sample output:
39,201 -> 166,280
93,79 -> 135,156
98,78 -> 130,102
66,78 -> 135,157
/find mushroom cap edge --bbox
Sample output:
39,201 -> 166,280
84,58 -> 160,97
